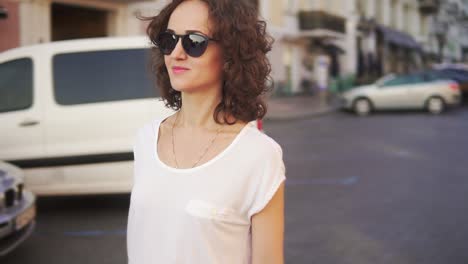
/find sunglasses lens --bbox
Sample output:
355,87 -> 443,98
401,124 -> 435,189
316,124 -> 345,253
157,33 -> 177,55
182,34 -> 209,57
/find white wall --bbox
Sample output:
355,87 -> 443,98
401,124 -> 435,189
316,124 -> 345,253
394,0 -> 403,30
365,0 -> 376,18
343,0 -> 358,75
19,0 -> 50,46
381,0 -> 391,26
126,1 -> 168,36
18,0 -> 136,46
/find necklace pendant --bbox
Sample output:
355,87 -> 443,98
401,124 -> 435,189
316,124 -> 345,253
171,111 -> 223,169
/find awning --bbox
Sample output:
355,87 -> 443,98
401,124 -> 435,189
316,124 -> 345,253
376,24 -> 422,50
322,40 -> 346,54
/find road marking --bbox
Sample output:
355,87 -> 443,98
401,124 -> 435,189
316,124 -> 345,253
366,140 -> 425,160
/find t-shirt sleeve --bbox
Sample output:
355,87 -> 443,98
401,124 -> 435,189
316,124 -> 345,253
247,140 -> 286,219
127,126 -> 143,263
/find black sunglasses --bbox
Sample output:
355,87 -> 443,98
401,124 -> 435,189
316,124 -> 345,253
154,31 -> 217,58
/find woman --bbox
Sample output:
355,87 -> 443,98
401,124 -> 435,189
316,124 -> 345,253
127,0 -> 286,263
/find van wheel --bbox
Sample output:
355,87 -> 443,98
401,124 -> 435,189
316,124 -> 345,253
353,98 -> 372,116
426,97 -> 445,115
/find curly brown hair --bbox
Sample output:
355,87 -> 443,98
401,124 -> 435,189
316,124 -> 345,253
144,0 -> 274,125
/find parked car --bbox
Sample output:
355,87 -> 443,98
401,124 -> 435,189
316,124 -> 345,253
0,161 -> 36,257
0,36 -> 262,196
340,73 -> 461,116
428,68 -> 468,99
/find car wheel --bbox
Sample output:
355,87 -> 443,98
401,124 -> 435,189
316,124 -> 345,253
426,97 -> 445,115
353,98 -> 372,116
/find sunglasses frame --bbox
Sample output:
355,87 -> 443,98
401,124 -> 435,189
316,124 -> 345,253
154,31 -> 217,58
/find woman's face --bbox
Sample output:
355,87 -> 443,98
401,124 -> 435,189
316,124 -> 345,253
165,0 -> 223,94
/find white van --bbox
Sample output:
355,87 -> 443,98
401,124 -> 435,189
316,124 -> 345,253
0,36 -> 176,196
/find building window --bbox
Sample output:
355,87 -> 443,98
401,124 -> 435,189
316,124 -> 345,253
420,14 -> 429,36
51,3 -> 109,41
357,0 -> 366,17
403,4 -> 410,33
248,0 -> 259,13
376,0 -> 383,23
284,0 -> 294,14
390,0 -> 397,28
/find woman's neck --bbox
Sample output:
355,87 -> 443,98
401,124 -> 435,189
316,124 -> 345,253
178,88 -> 223,129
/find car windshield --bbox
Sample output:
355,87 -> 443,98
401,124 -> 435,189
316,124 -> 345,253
375,74 -> 395,86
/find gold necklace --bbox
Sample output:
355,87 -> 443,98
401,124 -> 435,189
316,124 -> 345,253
171,111 -> 223,169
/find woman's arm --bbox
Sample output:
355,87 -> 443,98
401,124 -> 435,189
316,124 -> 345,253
251,182 -> 285,264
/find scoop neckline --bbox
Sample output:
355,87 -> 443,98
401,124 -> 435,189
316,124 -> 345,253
153,114 -> 253,173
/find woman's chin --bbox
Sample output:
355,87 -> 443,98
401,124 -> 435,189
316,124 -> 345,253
170,82 -> 198,93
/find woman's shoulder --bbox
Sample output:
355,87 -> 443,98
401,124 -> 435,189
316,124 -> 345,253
134,117 -> 165,141
243,125 -> 283,158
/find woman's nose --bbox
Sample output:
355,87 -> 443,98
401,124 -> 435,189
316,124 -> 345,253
170,38 -> 187,60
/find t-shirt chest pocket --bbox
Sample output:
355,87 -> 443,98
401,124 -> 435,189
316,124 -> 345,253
185,199 -> 249,226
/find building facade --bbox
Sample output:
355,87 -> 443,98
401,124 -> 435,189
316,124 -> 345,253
356,0 -> 426,83
260,0 -> 356,95
0,0 -> 166,51
261,0 -> 438,95
420,0 -> 468,64
1,0 -> 466,95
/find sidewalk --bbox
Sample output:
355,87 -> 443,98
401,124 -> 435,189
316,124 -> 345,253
264,94 -> 340,121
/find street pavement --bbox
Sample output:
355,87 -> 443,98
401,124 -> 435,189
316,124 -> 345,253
270,107 -> 468,264
2,96 -> 468,264
265,94 -> 337,121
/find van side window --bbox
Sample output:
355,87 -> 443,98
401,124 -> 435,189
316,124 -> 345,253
0,58 -> 33,113
53,48 -> 158,105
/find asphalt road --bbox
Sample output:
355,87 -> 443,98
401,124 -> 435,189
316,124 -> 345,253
2,107 -> 468,264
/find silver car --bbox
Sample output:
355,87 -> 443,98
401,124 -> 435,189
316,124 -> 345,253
340,73 -> 462,116
0,161 -> 36,256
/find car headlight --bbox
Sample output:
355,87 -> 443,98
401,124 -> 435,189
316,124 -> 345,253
0,184 -> 25,210
5,189 -> 14,207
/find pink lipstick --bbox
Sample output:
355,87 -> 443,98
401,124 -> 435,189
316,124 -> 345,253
172,66 -> 189,74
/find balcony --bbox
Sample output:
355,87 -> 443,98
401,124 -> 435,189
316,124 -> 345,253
298,11 -> 346,34
418,0 -> 439,15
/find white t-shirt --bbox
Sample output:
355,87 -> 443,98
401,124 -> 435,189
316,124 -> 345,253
127,116 -> 286,264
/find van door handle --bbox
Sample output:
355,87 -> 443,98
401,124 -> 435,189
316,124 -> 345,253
19,119 -> 40,127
